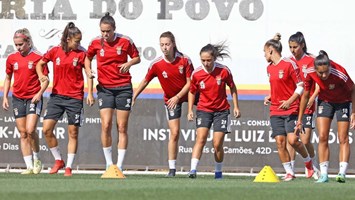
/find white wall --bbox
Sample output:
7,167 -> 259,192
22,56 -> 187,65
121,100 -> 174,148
0,0 -> 354,87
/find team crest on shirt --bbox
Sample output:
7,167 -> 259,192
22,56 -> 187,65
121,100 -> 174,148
178,66 -> 184,74
14,62 -> 19,70
199,81 -> 205,89
329,84 -> 335,90
13,108 -> 18,116
116,46 -> 122,55
100,49 -> 105,57
302,65 -> 307,78
162,71 -> 168,78
318,106 -> 323,114
28,61 -> 34,69
56,57 -> 60,65
278,70 -> 284,79
216,76 -> 222,85
73,57 -> 78,67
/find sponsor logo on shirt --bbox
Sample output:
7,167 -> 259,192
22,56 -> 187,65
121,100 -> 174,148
28,61 -> 34,69
14,62 -> 19,70
278,70 -> 284,79
178,65 -> 184,74
162,71 -> 168,78
73,57 -> 78,67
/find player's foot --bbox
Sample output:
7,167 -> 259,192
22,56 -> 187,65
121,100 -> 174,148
283,173 -> 296,181
64,167 -> 72,177
312,166 -> 320,180
215,171 -> 223,179
21,168 -> 34,175
49,160 -> 65,174
166,169 -> 176,177
304,160 -> 314,178
188,170 -> 197,179
33,159 -> 42,174
335,173 -> 346,183
316,174 -> 329,183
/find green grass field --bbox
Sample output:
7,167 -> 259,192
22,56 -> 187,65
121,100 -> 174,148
0,173 -> 354,200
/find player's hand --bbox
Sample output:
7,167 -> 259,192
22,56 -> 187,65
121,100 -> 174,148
293,121 -> 304,136
187,111 -> 194,121
86,94 -> 95,106
350,113 -> 355,129
31,93 -> 42,104
2,97 -> 9,111
167,96 -> 179,110
234,108 -> 241,118
119,63 -> 131,73
264,95 -> 271,106
279,100 -> 290,110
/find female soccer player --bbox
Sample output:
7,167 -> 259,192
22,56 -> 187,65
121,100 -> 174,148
295,50 -> 355,183
287,32 -> 320,178
3,28 -> 47,174
263,33 -> 314,181
133,31 -> 194,177
36,22 -> 92,176
85,12 -> 141,172
187,43 -> 241,179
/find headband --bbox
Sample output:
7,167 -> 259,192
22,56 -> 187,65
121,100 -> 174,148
14,33 -> 28,39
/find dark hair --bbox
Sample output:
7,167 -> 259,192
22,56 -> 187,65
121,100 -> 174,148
13,28 -> 34,48
200,42 -> 230,61
289,31 -> 308,54
314,50 -> 330,68
61,22 -> 81,52
100,12 -> 116,30
265,33 -> 282,53
160,31 -> 179,54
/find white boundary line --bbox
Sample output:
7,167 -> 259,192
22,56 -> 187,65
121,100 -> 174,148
1,168 -> 355,178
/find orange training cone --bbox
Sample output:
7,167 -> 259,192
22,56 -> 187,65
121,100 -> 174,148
101,165 -> 126,179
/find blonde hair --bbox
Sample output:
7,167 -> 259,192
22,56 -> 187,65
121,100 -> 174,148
13,28 -> 34,48
264,33 -> 282,53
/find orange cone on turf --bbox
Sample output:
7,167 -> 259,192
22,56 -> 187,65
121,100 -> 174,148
253,165 -> 280,183
101,165 -> 126,179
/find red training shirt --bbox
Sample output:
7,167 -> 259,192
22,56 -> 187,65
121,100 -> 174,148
86,33 -> 140,88
290,54 -> 316,114
42,45 -> 86,100
304,60 -> 354,103
267,57 -> 302,116
145,52 -> 194,103
6,49 -> 48,99
190,62 -> 235,112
